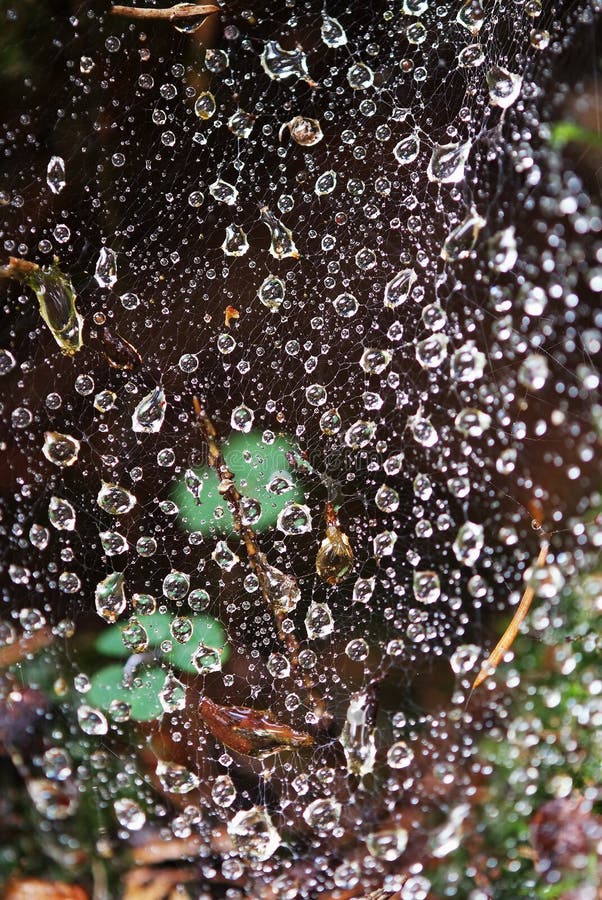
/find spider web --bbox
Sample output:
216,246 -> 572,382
0,0 -> 601,894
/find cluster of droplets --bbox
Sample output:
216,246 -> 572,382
0,0 -> 600,894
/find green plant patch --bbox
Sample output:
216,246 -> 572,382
171,430 -> 305,536
86,663 -> 165,722
95,612 -> 230,673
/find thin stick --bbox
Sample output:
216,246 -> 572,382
472,540 -> 549,690
192,397 -> 325,715
110,3 -> 218,21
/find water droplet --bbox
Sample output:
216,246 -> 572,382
530,28 -> 550,50
441,210 -> 485,260
114,798 -> 146,831
375,484 -> 400,513
450,644 -> 481,674
267,652 -> 291,679
260,206 -> 299,259
114,616 -> 144,654
305,601 -> 334,639
29,523 -> 50,549
211,540 -> 239,571
340,689 -> 377,778
416,334 -> 449,369
212,774 -> 236,807
42,746 -> 72,781
411,409 -> 439,447
488,226 -> 517,272
452,521 -> 484,566
94,389 -> 117,412
27,779 -> 79,820
454,407 -> 491,437
24,262 -> 83,355
209,178 -> 239,206
260,41 -> 313,85
303,798 -> 341,833
366,828 -> 409,860
332,292 -> 358,317
456,0 -> 484,34
458,43 -> 485,67
99,530 -> 129,556
347,62 -> 374,90
49,496 -> 76,530
194,90 -> 216,119
77,704 -> 108,736
353,577 -> 375,605
258,557 -> 300,613
316,521 -> 354,584
373,530 -> 397,558
283,115 -> 323,146
231,403 -> 254,432
159,672 -> 187,712
222,223 -> 249,256
132,387 -> 167,434
0,348 -> 16,374
315,170 -> 337,195
95,572 -> 126,622
42,431 -> 80,467
518,352 -> 549,391
156,760 -> 199,794
46,156 -> 66,194
94,247 -> 118,289
257,274 -> 285,311
228,108 -> 255,138
487,65 -> 523,109
393,134 -> 420,165
360,347 -> 392,374
344,419 -> 376,449
450,342 -> 486,382
387,740 -> 414,769
413,570 -> 441,604
384,268 -> 417,308
277,501 -> 312,535
427,141 -> 472,184
97,483 -> 137,515
321,14 -> 347,47
162,570 -> 190,601
228,806 -> 281,862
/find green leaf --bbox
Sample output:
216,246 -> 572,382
94,612 -> 230,674
549,121 -> 602,150
171,429 -> 306,536
87,664 -> 165,721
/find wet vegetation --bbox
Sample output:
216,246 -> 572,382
0,0 -> 601,897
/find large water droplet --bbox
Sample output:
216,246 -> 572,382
228,806 -> 281,862
95,572 -> 126,623
132,387 -> 167,434
427,141 -> 472,184
321,14 -> 347,47
46,156 -> 66,194
97,483 -> 137,515
156,760 -> 199,794
487,65 -> 523,109
260,41 -> 313,84
94,247 -> 118,289
305,601 -> 334,639
384,269 -> 417,308
42,431 -> 80,467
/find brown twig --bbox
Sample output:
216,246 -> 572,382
110,2 -> 218,21
192,397 -> 326,716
